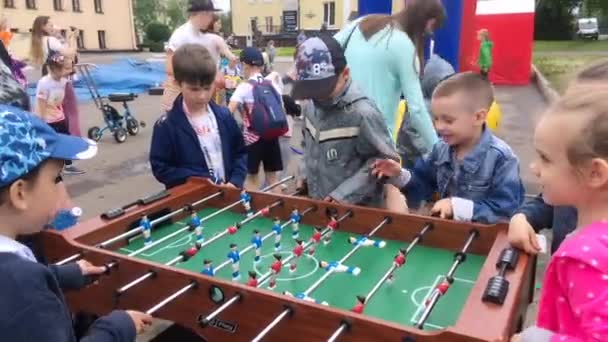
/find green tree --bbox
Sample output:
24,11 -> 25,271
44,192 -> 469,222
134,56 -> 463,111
134,0 -> 165,31
166,0 -> 188,30
535,0 -> 580,39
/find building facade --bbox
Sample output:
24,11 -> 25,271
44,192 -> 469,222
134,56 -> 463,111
1,0 -> 137,58
231,0 -> 403,38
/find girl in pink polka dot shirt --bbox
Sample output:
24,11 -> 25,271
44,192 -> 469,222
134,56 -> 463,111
514,62 -> 608,342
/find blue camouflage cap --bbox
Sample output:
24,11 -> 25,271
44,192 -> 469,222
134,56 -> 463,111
0,105 -> 97,188
292,35 -> 347,100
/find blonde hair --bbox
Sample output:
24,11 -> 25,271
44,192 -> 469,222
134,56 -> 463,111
553,79 -> 608,167
478,29 -> 489,40
30,16 -> 50,66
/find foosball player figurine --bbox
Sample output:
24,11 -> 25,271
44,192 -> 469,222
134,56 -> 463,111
324,215 -> 339,245
141,214 -> 153,246
189,212 -> 204,242
425,279 -> 452,306
272,217 -> 282,251
319,260 -> 361,276
290,207 -> 301,238
352,295 -> 366,314
284,291 -> 329,306
246,271 -> 258,287
227,243 -> 241,281
251,230 -> 263,264
268,254 -> 283,290
179,245 -> 200,261
290,239 -> 304,273
240,190 -> 253,217
387,248 -> 407,284
348,235 -> 386,248
201,259 -> 215,277
309,226 -> 323,256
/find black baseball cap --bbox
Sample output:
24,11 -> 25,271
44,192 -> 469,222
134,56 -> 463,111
240,47 -> 264,67
187,0 -> 221,12
292,35 -> 347,100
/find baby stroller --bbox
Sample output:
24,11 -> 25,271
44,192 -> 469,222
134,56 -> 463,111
76,63 -> 145,143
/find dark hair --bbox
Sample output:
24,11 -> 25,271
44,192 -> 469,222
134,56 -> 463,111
432,71 -> 494,112
172,44 -> 217,86
0,161 -> 45,206
359,0 -> 446,70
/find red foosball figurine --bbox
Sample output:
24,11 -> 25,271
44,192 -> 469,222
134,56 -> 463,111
324,215 -> 339,245
387,248 -> 407,283
246,271 -> 258,287
260,207 -> 270,216
425,280 -> 451,306
227,224 -> 238,235
290,239 -> 304,273
352,295 -> 366,314
268,254 -> 283,290
309,226 -> 323,256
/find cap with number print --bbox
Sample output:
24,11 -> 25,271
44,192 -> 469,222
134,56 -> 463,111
291,34 -> 347,100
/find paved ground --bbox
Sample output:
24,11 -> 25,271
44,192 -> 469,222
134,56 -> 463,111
52,53 -> 548,340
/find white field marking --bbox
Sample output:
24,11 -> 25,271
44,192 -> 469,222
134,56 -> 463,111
409,275 -> 475,329
253,251 -> 319,281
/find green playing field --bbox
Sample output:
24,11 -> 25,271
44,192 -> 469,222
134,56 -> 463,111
117,207 -> 486,330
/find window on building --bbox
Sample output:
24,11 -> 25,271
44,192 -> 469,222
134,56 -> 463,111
94,0 -> 103,13
77,30 -> 85,49
250,17 -> 258,32
97,30 -> 106,49
53,0 -> 63,11
72,0 -> 80,12
323,1 -> 336,27
265,16 -> 273,33
3,0 -> 15,8
25,0 -> 36,9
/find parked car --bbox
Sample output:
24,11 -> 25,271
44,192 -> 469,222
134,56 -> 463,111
577,17 -> 599,40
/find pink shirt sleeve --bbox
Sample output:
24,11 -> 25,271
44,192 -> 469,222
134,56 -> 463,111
551,257 -> 608,342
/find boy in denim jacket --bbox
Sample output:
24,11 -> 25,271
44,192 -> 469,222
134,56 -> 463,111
373,72 -> 524,223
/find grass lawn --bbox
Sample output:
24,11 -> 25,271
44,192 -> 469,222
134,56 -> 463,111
533,40 -> 608,93
534,39 -> 608,53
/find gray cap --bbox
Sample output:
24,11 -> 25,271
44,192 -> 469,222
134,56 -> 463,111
292,35 -> 347,100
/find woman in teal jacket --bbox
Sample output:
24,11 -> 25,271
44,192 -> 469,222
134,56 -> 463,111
334,0 -> 445,154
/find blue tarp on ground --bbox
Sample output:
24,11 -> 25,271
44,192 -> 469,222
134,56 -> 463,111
28,58 -> 166,102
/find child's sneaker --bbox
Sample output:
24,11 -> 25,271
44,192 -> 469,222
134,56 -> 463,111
64,165 -> 85,175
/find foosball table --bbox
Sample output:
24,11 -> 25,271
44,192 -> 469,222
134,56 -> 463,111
42,177 -> 534,341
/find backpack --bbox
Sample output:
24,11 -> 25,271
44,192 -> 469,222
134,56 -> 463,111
247,79 -> 288,140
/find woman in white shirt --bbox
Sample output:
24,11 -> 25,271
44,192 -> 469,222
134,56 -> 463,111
161,0 -> 237,111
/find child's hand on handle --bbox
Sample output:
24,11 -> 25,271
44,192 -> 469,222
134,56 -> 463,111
371,159 -> 402,179
76,259 -> 107,276
430,198 -> 454,219
508,213 -> 541,255
126,310 -> 153,334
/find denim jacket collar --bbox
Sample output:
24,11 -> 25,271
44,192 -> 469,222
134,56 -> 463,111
436,126 -> 492,173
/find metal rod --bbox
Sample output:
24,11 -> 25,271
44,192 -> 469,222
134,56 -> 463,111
55,253 -> 82,266
416,290 -> 441,329
145,282 -> 197,315
100,191 -> 223,249
405,223 -> 433,254
200,294 -> 242,325
365,265 -> 397,302
327,323 -> 348,342
415,230 -> 478,329
54,178 -> 294,266
116,272 -> 155,294
251,307 -> 293,342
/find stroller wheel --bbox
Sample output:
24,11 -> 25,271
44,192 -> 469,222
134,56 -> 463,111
126,118 -> 139,136
114,127 -> 128,143
88,127 -> 102,142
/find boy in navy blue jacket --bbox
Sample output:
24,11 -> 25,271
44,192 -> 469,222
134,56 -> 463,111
0,105 -> 152,341
151,44 -> 247,189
